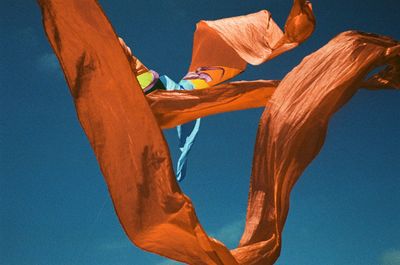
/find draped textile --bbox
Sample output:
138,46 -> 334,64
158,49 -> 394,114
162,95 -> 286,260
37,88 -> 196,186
147,80 -> 279,129
38,0 -> 399,264
233,32 -> 399,264
117,0 -> 315,182
187,0 -> 315,87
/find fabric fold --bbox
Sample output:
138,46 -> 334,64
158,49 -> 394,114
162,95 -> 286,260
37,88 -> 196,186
169,0 -> 315,181
38,0 -> 399,264
146,80 -> 278,129
38,0 -> 236,264
234,31 -> 399,265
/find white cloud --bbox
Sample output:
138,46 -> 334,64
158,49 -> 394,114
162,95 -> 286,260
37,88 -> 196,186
211,219 -> 244,248
37,52 -> 60,72
381,249 -> 400,265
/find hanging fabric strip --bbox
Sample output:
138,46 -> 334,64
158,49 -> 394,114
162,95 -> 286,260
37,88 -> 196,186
38,0 -> 399,264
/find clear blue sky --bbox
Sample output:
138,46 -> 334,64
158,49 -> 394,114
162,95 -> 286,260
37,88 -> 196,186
1,1 -> 399,265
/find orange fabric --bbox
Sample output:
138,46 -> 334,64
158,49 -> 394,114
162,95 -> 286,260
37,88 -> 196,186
187,0 -> 315,86
147,80 -> 279,128
38,0 -> 399,265
119,37 -> 149,75
39,1 -> 237,264
198,66 -> 244,88
189,21 -> 247,74
234,32 -> 399,265
202,0 -> 315,66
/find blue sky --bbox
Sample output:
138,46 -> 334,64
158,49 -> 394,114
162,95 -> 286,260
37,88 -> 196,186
1,0 -> 399,264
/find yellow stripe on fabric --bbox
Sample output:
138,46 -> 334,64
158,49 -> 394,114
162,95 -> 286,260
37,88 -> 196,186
137,71 -> 154,90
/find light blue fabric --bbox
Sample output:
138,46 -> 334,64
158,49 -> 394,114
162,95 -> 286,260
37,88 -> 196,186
176,118 -> 201,181
159,75 -> 181,91
178,79 -> 194,90
159,75 -> 199,182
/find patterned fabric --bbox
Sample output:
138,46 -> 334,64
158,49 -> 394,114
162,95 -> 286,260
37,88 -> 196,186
119,0 -> 316,186
142,72 -> 199,182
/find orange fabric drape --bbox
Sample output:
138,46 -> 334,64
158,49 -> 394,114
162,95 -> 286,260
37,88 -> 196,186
233,32 -> 399,265
39,1 -> 237,264
188,0 -> 315,86
200,0 -> 315,66
38,0 -> 399,264
147,80 -> 279,129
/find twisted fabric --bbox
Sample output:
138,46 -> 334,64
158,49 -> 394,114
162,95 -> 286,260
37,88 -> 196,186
38,0 -> 399,264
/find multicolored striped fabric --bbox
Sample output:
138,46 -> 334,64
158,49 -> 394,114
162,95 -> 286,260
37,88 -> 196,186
137,70 -> 200,181
119,2 -> 316,182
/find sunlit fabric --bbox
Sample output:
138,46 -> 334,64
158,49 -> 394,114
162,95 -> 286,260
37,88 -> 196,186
117,0 -> 315,181
38,0 -> 399,265
232,32 -> 399,265
159,74 -> 201,182
146,80 -> 279,129
176,118 -> 201,181
187,0 -> 315,86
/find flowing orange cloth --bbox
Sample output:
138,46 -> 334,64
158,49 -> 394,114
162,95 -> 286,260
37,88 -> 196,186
188,0 -> 315,86
147,80 -> 279,129
232,32 -> 399,265
38,0 -> 399,264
